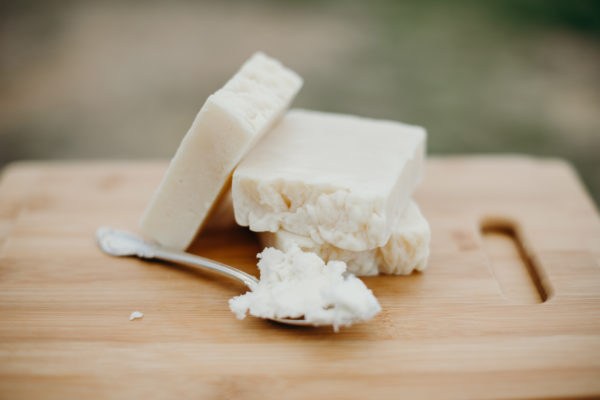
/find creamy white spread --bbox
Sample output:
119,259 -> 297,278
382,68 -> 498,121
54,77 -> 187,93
229,245 -> 381,331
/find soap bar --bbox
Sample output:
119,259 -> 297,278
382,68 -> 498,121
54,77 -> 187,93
233,109 -> 426,251
140,53 -> 302,249
229,245 -> 381,331
260,201 -> 430,276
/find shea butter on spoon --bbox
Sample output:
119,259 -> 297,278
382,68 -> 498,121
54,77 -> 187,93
96,227 -> 379,330
229,245 -> 381,331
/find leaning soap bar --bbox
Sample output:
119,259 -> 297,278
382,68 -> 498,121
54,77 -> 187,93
140,53 -> 302,249
260,201 -> 430,276
233,109 -> 426,251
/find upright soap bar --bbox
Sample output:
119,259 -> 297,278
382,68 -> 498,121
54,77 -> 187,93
260,201 -> 431,276
233,109 -> 426,251
140,53 -> 302,249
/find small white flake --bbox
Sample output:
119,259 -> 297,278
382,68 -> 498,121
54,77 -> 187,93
129,311 -> 144,321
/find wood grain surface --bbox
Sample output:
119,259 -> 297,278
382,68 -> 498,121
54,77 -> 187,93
0,156 -> 599,400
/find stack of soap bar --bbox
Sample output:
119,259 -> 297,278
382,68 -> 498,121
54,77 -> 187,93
233,109 -> 429,275
260,201 -> 430,276
140,52 -> 302,250
232,109 -> 427,274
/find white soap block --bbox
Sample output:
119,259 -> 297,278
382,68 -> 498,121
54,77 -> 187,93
233,109 -> 426,252
140,53 -> 302,249
260,201 -> 430,276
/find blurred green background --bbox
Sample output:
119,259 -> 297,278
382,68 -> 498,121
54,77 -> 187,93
1,0 -> 599,203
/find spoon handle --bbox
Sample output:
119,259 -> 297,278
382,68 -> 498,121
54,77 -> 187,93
151,247 -> 259,289
96,227 -> 258,289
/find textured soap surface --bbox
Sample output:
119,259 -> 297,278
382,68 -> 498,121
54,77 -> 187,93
260,200 -> 430,276
229,245 -> 381,331
140,53 -> 302,249
233,109 -> 426,251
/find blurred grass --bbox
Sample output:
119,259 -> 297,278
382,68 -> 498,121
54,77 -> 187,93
1,0 -> 599,204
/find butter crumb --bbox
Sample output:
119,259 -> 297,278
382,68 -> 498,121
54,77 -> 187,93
129,311 -> 144,321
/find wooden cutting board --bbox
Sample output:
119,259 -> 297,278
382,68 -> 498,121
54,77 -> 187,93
0,156 -> 599,400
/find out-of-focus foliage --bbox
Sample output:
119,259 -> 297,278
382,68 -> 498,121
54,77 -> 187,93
1,0 -> 599,202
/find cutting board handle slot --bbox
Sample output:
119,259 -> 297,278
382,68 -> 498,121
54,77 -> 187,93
480,218 -> 549,304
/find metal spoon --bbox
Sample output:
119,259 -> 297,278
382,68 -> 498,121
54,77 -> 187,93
95,227 -> 312,326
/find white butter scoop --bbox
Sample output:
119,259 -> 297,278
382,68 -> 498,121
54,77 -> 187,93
96,227 -> 379,329
230,245 -> 381,331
